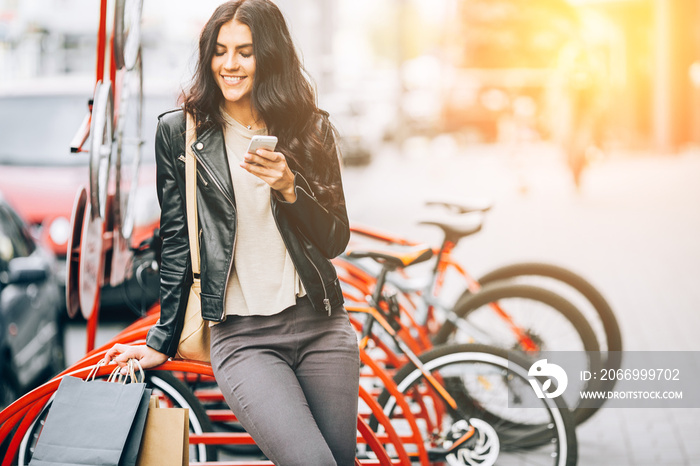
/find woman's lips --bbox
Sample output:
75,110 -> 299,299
222,75 -> 245,86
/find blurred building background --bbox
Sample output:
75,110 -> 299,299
1,0 -> 700,155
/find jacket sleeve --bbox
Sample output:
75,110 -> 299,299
276,117 -> 350,259
146,117 -> 192,357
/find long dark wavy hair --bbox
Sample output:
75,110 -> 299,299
182,0 -> 343,206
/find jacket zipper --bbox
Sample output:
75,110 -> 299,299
189,151 -> 236,321
271,196 -> 331,316
179,154 -> 209,187
305,248 -> 332,316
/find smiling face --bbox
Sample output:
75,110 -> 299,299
211,19 -> 256,117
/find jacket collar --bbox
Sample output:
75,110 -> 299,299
190,124 -> 236,204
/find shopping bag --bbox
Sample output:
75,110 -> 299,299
121,387 -> 152,466
30,362 -> 149,466
136,395 -> 189,466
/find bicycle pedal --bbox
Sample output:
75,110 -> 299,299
424,447 -> 450,461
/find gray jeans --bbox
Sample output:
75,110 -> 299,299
210,296 -> 360,466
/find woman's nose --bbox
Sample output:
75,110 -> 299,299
224,53 -> 239,70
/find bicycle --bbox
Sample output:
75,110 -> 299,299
350,199 -> 621,352
337,239 -> 603,425
345,244 -> 578,466
340,201 -> 620,424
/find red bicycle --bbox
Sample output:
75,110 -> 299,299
344,245 -> 578,466
336,199 -> 620,424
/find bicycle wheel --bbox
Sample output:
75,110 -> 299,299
473,262 -> 622,422
377,343 -> 578,466
475,262 -> 622,354
434,282 -> 601,425
16,371 -> 218,464
88,80 -> 114,222
114,49 -> 143,243
113,0 -> 143,71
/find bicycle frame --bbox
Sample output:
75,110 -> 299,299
346,224 -> 541,352
347,264 -> 481,460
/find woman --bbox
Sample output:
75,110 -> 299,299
105,1 -> 359,464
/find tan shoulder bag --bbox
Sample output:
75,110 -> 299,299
175,112 -> 210,362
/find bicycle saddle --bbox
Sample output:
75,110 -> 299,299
418,212 -> 484,243
345,245 -> 433,269
425,197 -> 492,214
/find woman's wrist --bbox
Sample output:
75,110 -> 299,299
278,171 -> 297,202
279,185 -> 297,203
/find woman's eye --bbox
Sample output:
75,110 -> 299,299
240,52 -> 252,58
215,50 -> 225,56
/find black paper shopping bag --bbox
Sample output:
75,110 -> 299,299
29,374 -> 149,466
121,386 -> 152,466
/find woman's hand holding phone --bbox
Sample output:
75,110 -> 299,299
241,135 -> 296,202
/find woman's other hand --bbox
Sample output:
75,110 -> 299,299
240,148 -> 297,202
103,344 -> 169,375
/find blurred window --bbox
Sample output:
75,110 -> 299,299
0,95 -> 87,166
0,94 -> 174,167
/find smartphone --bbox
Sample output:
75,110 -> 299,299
246,135 -> 278,154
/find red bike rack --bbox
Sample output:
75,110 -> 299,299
0,346 -> 405,466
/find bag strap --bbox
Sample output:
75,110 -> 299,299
185,113 -> 200,277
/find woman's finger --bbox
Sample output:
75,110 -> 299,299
240,163 -> 281,185
114,346 -> 143,364
240,159 -> 266,173
243,151 -> 267,167
240,155 -> 294,194
254,149 -> 282,163
103,343 -> 126,362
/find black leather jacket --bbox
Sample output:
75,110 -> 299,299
146,109 -> 350,357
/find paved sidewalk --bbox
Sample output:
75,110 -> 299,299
342,140 -> 700,465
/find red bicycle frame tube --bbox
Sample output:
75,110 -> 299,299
95,0 -> 107,85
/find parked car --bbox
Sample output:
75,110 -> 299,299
0,193 -> 64,409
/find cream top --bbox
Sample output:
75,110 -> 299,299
219,110 -> 305,318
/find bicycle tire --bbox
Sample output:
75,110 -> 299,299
433,282 -> 601,425
113,0 -> 126,69
16,371 -> 218,464
476,262 -> 622,356
474,262 -> 622,422
377,343 -> 578,466
88,80 -> 113,221
113,0 -> 143,71
114,49 -> 143,242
